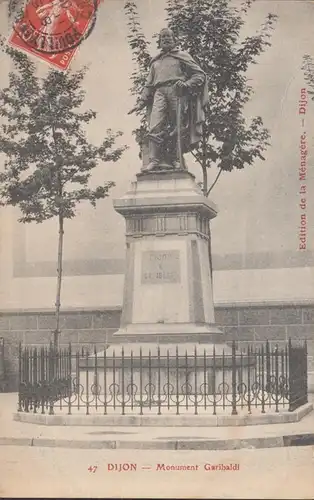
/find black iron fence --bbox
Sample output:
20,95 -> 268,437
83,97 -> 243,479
0,337 -> 5,392
17,340 -> 308,416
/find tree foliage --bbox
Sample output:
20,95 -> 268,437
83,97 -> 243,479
124,0 -> 277,194
0,38 -> 126,222
0,38 -> 127,345
124,1 -> 151,149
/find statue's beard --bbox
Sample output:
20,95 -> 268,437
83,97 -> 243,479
161,43 -> 175,52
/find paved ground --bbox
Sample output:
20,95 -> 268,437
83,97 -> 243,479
1,394 -> 314,450
0,445 -> 313,498
1,393 -> 314,497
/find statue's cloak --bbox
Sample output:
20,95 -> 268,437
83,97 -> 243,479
148,49 -> 209,151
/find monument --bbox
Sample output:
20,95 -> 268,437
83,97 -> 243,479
115,28 -> 222,343
101,29 -> 238,396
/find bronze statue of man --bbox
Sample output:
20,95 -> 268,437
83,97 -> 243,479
129,28 -> 209,172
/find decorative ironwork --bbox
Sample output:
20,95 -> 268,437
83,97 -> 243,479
17,340 -> 307,416
0,337 -> 6,392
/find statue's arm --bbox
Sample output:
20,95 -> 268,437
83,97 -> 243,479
172,53 -> 205,91
128,65 -> 155,115
140,65 -> 155,104
183,64 -> 205,90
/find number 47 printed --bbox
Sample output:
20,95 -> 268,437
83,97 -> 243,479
88,466 -> 98,473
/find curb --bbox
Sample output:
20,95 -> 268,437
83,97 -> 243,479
12,402 -> 314,427
1,433 -> 314,450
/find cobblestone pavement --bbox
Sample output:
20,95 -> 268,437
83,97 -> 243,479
0,445 -> 313,498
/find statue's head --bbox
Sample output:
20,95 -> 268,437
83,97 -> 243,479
158,28 -> 176,52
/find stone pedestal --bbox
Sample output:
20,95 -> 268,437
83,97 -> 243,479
113,169 -> 221,342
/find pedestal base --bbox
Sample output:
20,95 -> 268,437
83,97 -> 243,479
103,341 -> 233,397
79,342 -> 254,402
113,322 -> 222,343
113,170 -> 219,339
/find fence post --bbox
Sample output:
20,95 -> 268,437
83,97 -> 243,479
76,350 -> 80,411
194,346 -> 198,415
274,344 -> 279,412
184,349 -> 188,409
68,344 -> 72,415
212,345 -> 216,416
18,343 -> 22,412
266,340 -> 271,393
33,347 -> 38,414
247,345 -> 251,414
166,349 -> 170,410
139,347 -> 143,415
130,349 -> 133,412
86,349 -> 90,416
203,349 -> 207,411
48,345 -> 55,416
222,348 -> 225,410
121,346 -> 125,415
94,346 -> 98,410
304,340 -> 308,404
29,347 -> 33,411
239,348 -> 244,408
261,345 -> 265,414
103,347 -> 107,414
176,346 -> 179,415
231,340 -> 238,415
40,347 -> 45,414
157,346 -> 161,415
148,348 -> 152,411
112,349 -> 116,412
288,338 -> 293,411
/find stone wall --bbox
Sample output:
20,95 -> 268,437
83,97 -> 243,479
216,304 -> 313,352
0,309 -> 121,391
0,304 -> 313,391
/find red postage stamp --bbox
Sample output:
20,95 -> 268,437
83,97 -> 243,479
8,0 -> 99,70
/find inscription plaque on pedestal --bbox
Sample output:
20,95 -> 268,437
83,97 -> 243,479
141,250 -> 181,284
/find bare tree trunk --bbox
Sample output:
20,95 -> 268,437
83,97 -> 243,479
199,153 -> 222,317
202,164 -> 208,196
208,224 -> 213,285
50,114 -> 64,349
207,167 -> 223,196
54,213 -> 64,348
201,162 -> 213,291
201,135 -> 208,195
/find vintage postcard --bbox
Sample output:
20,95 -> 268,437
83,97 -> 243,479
0,0 -> 314,498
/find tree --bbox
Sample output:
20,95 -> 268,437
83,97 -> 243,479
124,0 -> 277,195
124,1 -> 152,157
0,38 -> 127,347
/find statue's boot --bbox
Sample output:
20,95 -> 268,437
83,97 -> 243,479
142,140 -> 161,172
173,155 -> 187,170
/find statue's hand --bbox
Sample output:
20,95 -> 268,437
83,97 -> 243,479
128,100 -> 146,115
175,80 -> 188,96
175,80 -> 187,88
128,106 -> 141,115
